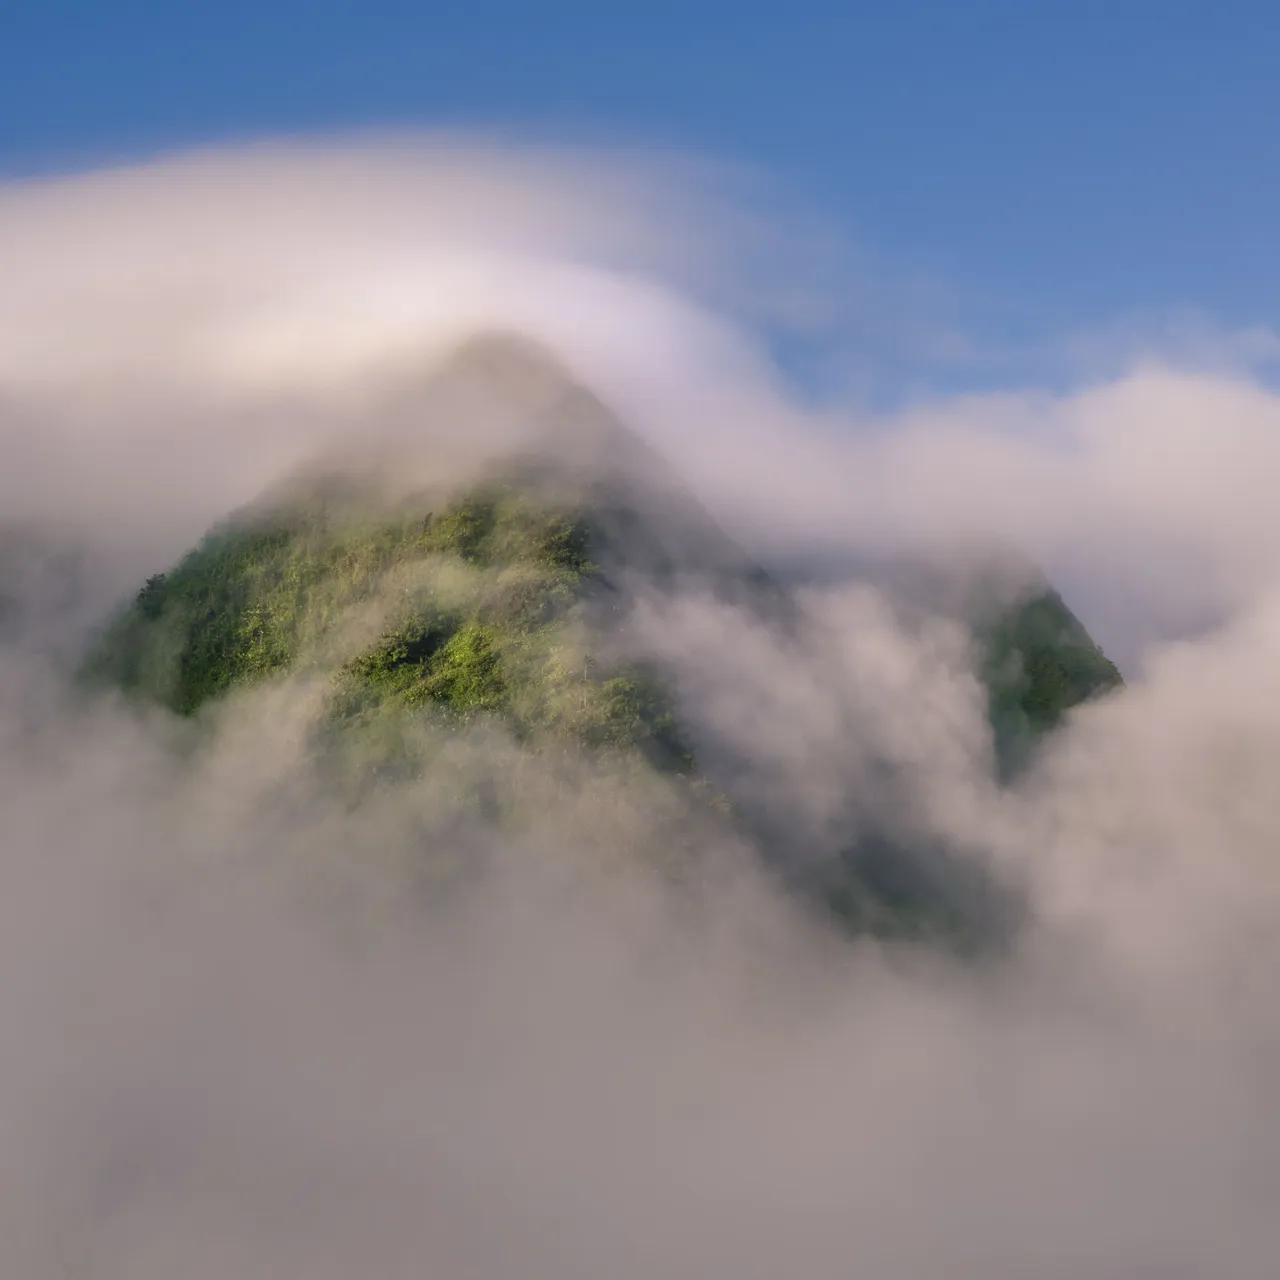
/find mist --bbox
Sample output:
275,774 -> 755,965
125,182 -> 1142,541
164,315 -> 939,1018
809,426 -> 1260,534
2,139 -> 1279,1277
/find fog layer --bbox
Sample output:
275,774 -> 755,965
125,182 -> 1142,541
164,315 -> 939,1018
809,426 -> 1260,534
2,141 -> 1278,1278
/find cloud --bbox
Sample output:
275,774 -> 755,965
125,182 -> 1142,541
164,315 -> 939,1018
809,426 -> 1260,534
2,138 -> 1280,1277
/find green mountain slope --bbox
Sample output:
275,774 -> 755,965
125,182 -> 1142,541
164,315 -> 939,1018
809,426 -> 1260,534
81,335 -> 1122,945
87,475 -> 697,776
980,587 -> 1123,778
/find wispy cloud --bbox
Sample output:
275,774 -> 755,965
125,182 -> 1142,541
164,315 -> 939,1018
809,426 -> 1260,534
2,138 -> 1280,1278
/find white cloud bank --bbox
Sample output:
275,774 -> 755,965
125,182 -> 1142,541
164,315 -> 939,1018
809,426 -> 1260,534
1,138 -> 1279,1277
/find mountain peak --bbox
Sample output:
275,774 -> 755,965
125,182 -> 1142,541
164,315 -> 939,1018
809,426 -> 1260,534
79,343 -> 1122,948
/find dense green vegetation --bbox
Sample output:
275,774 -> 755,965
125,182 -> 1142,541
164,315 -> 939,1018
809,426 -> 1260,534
84,456 -> 1122,950
85,481 -> 695,779
979,588 -> 1123,777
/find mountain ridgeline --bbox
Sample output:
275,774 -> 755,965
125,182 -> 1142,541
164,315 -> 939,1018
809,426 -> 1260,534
84,335 -> 1122,947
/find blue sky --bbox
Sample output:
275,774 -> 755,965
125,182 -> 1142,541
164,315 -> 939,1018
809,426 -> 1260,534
5,1 -> 1279,389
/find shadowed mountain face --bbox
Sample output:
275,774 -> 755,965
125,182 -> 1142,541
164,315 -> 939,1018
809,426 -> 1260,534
980,587 -> 1122,778
83,334 -> 1122,947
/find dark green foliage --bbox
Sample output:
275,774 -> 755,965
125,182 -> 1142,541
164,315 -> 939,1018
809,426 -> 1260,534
412,622 -> 506,713
83,478 -> 693,781
89,522 -> 303,712
422,496 -> 497,562
821,828 -> 1020,953
345,619 -> 450,684
335,616 -> 508,722
981,589 -> 1123,777
532,512 -> 594,575
162,531 -> 296,712
136,573 -> 168,619
417,490 -> 596,578
589,666 -> 696,773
